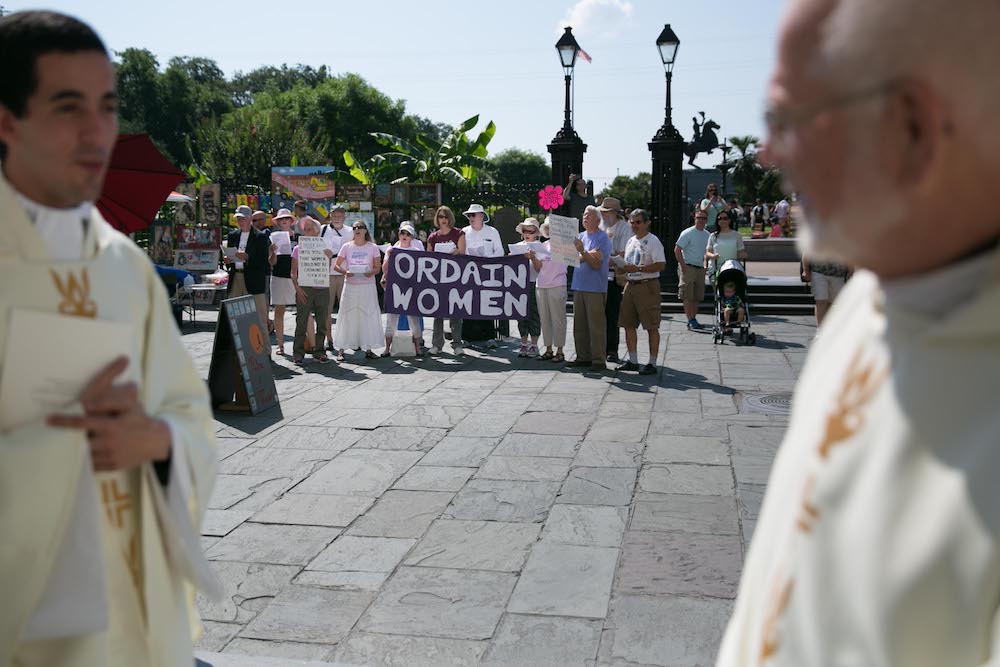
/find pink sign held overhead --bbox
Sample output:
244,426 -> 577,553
538,185 -> 564,211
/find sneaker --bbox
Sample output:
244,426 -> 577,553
527,344 -> 538,357
639,363 -> 657,375
617,360 -> 639,372
689,319 -> 701,330
453,346 -> 465,356
429,346 -> 441,354
517,344 -> 528,357
486,339 -> 498,350
607,353 -> 620,363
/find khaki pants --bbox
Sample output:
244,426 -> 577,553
294,286 -> 330,358
536,285 -> 567,348
329,274 -> 345,311
572,291 -> 607,363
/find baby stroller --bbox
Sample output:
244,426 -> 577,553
712,259 -> 756,345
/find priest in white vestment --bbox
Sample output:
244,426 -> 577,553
0,11 -> 217,667
717,1 -> 1000,665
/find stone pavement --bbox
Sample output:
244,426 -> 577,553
185,309 -> 815,666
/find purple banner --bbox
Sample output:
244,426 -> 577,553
384,250 -> 530,320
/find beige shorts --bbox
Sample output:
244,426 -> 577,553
811,272 -> 845,302
619,280 -> 661,330
677,264 -> 706,303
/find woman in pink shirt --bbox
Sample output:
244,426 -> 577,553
536,219 -> 569,362
332,221 -> 383,360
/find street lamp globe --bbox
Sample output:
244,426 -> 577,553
656,24 -> 680,72
556,26 -> 579,74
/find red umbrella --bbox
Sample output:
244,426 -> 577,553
97,133 -> 184,234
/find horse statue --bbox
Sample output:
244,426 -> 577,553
685,112 -> 721,167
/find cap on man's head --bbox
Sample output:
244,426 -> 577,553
329,204 -> 346,214
235,205 -> 253,218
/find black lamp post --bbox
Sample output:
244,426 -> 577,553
648,24 -> 684,278
548,27 -> 587,198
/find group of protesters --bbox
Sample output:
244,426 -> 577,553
223,195 -> 669,374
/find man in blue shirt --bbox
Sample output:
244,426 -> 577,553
674,210 -> 711,329
569,205 -> 613,372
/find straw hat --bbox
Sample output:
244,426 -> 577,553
272,207 -> 294,221
515,217 -> 540,234
539,218 -> 552,238
597,197 -> 622,214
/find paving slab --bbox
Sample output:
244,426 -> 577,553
392,465 -> 476,492
598,594 -> 733,667
492,433 -> 581,458
481,614 -> 602,666
252,494 -> 375,528
357,567 -> 516,640
540,504 -> 628,547
512,411 -> 594,436
334,633 -> 487,667
222,639 -> 334,662
206,523 -> 340,565
346,490 -> 454,538
630,492 -> 740,535
644,433 -> 730,465
239,585 -> 374,644
196,561 -> 300,624
252,426 -> 365,452
638,463 -> 734,496
417,436 -> 499,467
557,467 -> 638,506
292,449 -> 422,496
585,417 -> 650,442
526,393 -> 603,413
445,479 -> 560,523
307,535 -> 416,573
507,542 -> 618,618
573,440 -> 644,468
475,455 -> 572,482
352,426 -> 448,451
617,530 -> 742,599
404,519 -> 541,572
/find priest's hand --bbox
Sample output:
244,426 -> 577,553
48,357 -> 172,471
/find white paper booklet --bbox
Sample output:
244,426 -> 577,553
434,241 -> 456,254
0,309 -> 135,430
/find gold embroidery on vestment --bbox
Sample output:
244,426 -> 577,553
49,268 -> 97,318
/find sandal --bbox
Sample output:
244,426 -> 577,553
538,350 -> 555,360
293,355 -> 304,364
364,350 -> 377,360
552,352 -> 565,363
315,355 -> 330,364
380,351 -> 392,358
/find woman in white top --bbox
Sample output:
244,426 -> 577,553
705,210 -> 747,275
332,221 -> 384,361
380,222 -> 424,358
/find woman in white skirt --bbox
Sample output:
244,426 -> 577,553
380,221 -> 424,358
332,220 -> 384,361
267,208 -> 297,355
536,218 -> 569,362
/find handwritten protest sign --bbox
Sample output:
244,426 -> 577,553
296,236 -> 330,288
546,214 -> 581,267
385,250 -> 530,320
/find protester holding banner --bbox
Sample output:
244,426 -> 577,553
536,219 -> 569,362
461,203 -> 503,350
332,220 -> 384,361
381,222 -> 425,358
568,206 -> 612,372
290,217 -> 333,363
513,218 -> 543,357
427,205 -> 466,355
267,209 -> 297,355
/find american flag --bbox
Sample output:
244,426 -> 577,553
577,48 -> 592,63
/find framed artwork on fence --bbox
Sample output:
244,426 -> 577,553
407,183 -> 440,206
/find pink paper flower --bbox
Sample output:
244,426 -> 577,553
538,185 -> 564,211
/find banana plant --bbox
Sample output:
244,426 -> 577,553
367,114 -> 496,187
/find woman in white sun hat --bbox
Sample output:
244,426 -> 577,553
461,203 -> 504,349
536,218 -> 568,362
381,222 -> 425,358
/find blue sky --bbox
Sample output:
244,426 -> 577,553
9,0 -> 786,191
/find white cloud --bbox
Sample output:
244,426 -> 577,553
556,0 -> 635,40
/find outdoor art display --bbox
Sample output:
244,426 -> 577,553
406,183 -> 440,206
384,250 -> 531,320
175,184 -> 198,225
271,166 -> 337,218
173,225 -> 222,271
151,222 -> 174,265
545,213 -> 582,267
199,184 -> 221,225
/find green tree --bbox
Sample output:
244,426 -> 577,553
602,172 -> 652,209
724,135 -> 767,201
230,64 -> 330,107
489,148 -> 550,184
193,105 -> 327,192
367,114 -> 496,186
115,48 -> 163,136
